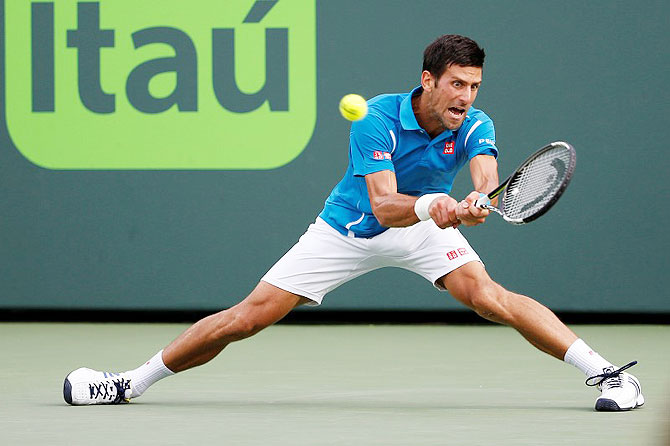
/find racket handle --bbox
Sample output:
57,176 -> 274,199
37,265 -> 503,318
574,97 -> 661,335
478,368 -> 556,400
475,193 -> 490,208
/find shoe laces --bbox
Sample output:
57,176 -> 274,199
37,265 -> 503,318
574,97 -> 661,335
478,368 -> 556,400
88,375 -> 132,404
585,361 -> 637,388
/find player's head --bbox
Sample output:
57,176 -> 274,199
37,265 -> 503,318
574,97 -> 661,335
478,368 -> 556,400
420,35 -> 486,131
422,34 -> 485,80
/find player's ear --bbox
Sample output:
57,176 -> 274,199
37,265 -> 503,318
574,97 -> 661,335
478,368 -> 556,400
421,70 -> 434,92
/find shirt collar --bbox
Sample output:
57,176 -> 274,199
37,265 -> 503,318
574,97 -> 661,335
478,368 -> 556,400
400,86 -> 457,139
399,86 -> 423,131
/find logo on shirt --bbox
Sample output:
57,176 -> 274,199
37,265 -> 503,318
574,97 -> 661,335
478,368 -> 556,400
443,141 -> 455,155
446,248 -> 469,261
373,151 -> 392,160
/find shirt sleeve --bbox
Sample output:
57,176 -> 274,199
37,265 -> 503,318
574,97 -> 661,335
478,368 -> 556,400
349,114 -> 395,177
465,117 -> 498,159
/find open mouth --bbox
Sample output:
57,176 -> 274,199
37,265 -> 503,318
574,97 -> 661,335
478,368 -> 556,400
448,107 -> 466,119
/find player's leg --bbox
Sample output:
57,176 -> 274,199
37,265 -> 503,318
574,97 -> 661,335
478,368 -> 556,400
64,218 -> 374,406
439,262 -> 644,411
162,281 -> 310,372
63,282 -> 310,405
440,262 -> 575,358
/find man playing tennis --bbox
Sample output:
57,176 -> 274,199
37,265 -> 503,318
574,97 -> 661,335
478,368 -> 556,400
63,35 -> 643,412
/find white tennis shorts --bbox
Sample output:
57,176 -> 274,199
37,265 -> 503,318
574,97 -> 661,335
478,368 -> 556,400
261,217 -> 482,305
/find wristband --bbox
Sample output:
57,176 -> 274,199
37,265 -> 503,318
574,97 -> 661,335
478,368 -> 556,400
414,193 -> 448,221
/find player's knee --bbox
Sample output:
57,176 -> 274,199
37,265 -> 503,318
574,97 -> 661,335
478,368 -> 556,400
467,281 -> 512,324
207,309 -> 267,343
227,311 -> 268,341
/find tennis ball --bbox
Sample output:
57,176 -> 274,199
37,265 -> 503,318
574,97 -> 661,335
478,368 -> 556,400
339,94 -> 368,121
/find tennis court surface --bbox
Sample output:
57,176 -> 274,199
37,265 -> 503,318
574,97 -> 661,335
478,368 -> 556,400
2,323 -> 668,445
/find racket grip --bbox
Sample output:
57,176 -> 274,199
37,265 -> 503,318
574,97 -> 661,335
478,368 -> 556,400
475,193 -> 490,208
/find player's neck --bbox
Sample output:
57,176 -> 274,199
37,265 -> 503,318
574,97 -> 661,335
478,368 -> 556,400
412,92 -> 442,139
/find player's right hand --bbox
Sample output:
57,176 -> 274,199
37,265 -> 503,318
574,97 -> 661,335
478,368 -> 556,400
456,191 -> 490,226
428,195 -> 461,229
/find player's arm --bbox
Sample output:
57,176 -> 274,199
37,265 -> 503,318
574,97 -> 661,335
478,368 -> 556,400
456,154 -> 498,226
366,170 -> 461,229
470,154 -> 499,199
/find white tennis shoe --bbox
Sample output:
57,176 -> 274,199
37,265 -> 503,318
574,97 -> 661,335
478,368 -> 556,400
588,362 -> 644,411
63,367 -> 132,405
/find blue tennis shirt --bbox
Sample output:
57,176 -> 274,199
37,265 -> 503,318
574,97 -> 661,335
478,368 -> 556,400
319,86 -> 498,238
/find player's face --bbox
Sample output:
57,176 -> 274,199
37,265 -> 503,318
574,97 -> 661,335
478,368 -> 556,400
422,65 -> 482,131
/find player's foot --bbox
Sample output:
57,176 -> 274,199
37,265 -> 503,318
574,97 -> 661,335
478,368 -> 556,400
586,361 -> 644,411
63,367 -> 133,405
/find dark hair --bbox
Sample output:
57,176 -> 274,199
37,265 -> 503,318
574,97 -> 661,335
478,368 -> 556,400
422,35 -> 485,79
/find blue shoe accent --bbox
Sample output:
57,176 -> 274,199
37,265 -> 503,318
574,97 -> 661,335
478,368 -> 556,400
63,377 -> 73,405
595,398 -> 623,411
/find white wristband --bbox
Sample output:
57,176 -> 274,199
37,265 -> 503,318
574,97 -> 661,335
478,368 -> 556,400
414,193 -> 448,221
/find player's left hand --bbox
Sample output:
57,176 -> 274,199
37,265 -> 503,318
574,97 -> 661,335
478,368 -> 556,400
456,191 -> 490,226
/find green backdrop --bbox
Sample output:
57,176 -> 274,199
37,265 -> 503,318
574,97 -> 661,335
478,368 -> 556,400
1,0 -> 668,312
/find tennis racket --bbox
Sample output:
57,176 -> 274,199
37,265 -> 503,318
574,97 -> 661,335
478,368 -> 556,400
474,141 -> 576,224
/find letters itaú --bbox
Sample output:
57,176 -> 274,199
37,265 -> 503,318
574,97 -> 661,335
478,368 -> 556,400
4,0 -> 317,169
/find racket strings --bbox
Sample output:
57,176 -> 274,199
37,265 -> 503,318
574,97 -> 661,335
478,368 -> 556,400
502,147 -> 573,220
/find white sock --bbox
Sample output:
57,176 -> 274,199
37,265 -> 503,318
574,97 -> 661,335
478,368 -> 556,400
126,350 -> 175,398
564,338 -> 615,378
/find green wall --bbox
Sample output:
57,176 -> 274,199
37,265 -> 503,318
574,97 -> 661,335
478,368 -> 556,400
1,0 -> 668,312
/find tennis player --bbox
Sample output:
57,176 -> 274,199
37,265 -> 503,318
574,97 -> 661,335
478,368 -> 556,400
64,35 -> 643,411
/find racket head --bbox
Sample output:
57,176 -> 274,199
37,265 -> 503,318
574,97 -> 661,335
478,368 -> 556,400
499,141 -> 576,224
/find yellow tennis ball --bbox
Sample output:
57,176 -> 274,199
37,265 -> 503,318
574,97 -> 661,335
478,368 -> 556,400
339,94 -> 368,121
